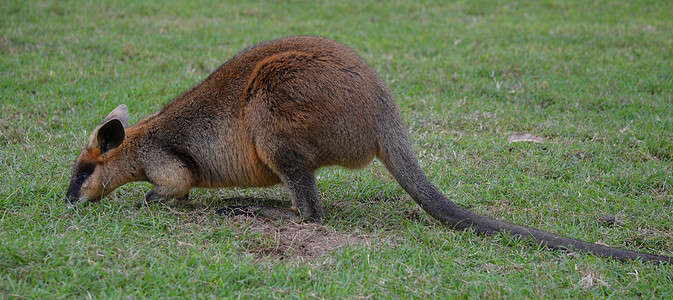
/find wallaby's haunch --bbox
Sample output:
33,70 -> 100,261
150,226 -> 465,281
66,36 -> 671,264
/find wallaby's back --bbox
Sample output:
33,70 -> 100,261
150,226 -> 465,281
140,36 -> 398,185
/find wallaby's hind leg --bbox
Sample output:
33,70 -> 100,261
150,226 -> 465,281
261,138 -> 325,221
223,170 -> 323,221
278,169 -> 324,221
216,170 -> 322,221
238,166 -> 324,222
217,174 -> 324,221
219,133 -> 325,221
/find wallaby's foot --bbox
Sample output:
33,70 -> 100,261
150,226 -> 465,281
173,194 -> 190,206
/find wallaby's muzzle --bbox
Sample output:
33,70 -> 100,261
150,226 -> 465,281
65,179 -> 81,204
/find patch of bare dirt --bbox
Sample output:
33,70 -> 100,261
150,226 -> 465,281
158,200 -> 400,262
224,216 -> 383,262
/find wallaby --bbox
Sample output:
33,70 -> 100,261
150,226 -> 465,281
66,36 -> 671,264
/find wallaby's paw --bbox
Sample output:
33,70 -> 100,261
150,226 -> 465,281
143,190 -> 165,205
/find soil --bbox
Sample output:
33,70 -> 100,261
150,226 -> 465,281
224,216 -> 378,262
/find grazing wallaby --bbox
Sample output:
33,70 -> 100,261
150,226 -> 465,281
66,36 -> 671,264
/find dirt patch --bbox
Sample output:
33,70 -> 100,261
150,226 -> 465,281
159,200 -> 397,262
224,216 -> 382,262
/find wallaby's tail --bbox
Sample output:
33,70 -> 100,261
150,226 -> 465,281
377,119 -> 672,264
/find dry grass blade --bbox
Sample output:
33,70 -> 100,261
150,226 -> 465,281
507,133 -> 545,143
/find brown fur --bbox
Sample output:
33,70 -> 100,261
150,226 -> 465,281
67,36 -> 672,263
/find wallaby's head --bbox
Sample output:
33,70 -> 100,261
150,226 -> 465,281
66,105 -> 130,204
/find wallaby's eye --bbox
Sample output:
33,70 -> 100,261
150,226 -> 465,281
73,163 -> 95,185
75,173 -> 88,185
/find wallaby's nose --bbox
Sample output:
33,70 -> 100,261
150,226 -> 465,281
65,184 -> 80,204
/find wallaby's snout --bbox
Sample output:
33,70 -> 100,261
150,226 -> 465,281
65,158 -> 99,204
65,183 -> 79,204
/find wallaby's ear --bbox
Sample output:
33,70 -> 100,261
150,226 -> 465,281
95,119 -> 125,154
103,104 -> 130,129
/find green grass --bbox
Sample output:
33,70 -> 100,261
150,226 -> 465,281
2,0 -> 673,298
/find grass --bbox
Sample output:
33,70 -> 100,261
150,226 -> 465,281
2,0 -> 673,298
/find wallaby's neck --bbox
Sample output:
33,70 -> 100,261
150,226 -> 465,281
115,125 -> 150,185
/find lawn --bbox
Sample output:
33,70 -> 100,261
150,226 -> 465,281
2,0 -> 673,298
